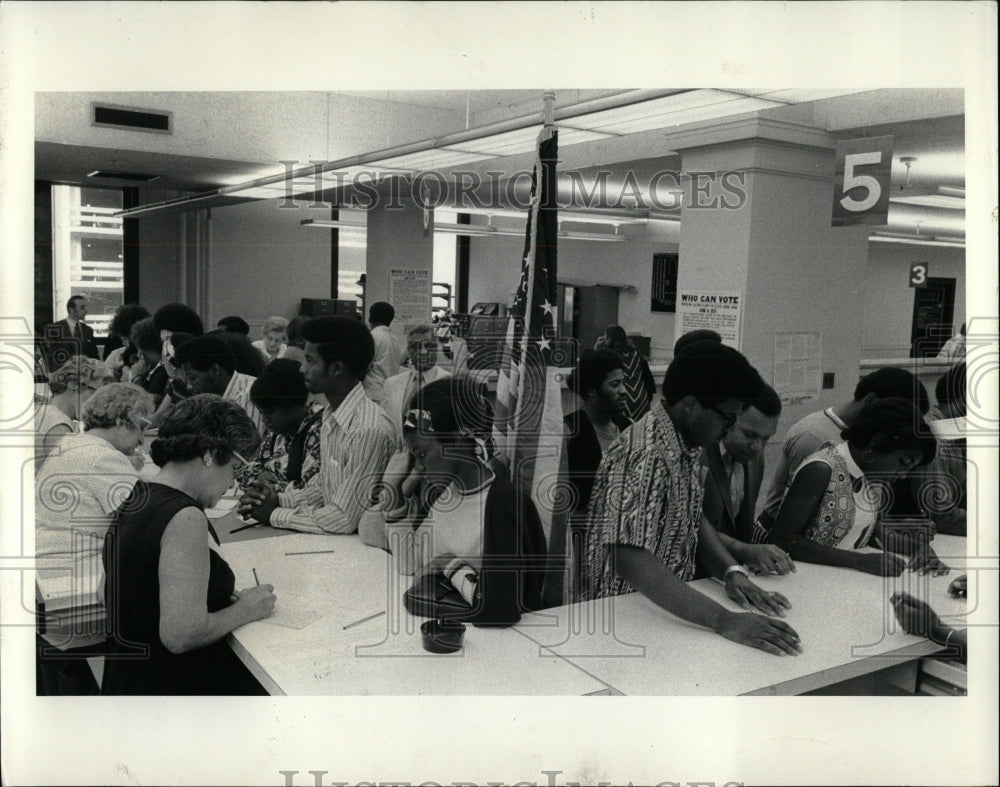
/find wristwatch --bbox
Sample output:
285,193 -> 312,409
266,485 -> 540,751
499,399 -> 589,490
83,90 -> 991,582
723,564 -> 750,581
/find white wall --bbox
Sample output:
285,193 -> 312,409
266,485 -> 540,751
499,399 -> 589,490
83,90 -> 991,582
862,242 -> 966,359
206,198 -> 331,330
467,222 -> 680,360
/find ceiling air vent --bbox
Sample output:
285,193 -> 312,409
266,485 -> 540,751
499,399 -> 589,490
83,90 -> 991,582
92,103 -> 172,134
86,170 -> 161,183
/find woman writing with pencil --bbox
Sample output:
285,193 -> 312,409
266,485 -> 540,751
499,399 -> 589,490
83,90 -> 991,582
101,394 -> 276,695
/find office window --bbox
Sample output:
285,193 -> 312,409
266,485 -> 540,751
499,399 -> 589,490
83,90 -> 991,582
333,207 -> 458,318
51,185 -> 123,338
433,209 -> 458,316
337,208 -> 367,308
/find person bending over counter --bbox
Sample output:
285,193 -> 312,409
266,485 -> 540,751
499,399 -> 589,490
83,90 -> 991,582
583,341 -> 802,658
101,395 -> 275,695
763,398 -> 946,577
699,380 -> 795,578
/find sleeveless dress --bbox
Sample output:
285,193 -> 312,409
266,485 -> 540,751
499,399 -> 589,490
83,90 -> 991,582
101,481 -> 244,695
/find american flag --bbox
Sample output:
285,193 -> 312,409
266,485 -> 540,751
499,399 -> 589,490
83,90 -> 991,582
492,126 -> 567,605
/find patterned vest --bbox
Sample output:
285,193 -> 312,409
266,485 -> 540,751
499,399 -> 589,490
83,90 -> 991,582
800,443 -> 877,549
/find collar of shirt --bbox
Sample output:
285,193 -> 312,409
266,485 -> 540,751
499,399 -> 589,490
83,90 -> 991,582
652,398 -> 703,464
824,407 -> 849,431
222,370 -> 250,401
66,316 -> 79,332
834,441 -> 867,493
326,382 -> 368,432
719,441 -> 736,470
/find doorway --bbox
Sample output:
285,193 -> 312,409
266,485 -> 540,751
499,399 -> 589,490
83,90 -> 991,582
909,277 -> 956,358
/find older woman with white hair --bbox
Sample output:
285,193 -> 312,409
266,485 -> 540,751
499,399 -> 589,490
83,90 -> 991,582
35,382 -> 154,680
252,315 -> 289,363
34,356 -> 113,470
36,383 -> 154,583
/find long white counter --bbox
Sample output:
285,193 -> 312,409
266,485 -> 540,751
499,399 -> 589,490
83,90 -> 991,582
219,521 -> 966,696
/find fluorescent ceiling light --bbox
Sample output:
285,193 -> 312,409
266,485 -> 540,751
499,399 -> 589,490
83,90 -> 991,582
558,230 -> 627,242
869,234 -> 964,248
889,194 -> 965,209
736,89 -> 872,104
300,219 -> 367,230
569,89 -> 783,134
457,206 -> 652,226
371,148 -> 491,171
433,222 -> 522,238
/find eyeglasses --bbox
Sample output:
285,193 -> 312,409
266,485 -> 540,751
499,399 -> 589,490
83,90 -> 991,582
231,449 -> 250,468
706,403 -> 739,429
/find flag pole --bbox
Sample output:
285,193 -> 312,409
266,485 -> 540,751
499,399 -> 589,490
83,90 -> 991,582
543,91 -> 555,128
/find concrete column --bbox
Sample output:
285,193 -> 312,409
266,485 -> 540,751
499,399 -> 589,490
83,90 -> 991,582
673,118 -> 871,415
364,188 -> 434,344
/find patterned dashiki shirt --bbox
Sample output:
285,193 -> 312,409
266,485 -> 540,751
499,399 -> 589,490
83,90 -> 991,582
583,399 -> 705,599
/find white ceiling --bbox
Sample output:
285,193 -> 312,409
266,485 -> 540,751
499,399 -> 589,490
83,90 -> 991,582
34,88 -> 965,240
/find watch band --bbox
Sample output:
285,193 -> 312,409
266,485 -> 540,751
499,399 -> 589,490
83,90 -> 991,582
724,564 -> 749,581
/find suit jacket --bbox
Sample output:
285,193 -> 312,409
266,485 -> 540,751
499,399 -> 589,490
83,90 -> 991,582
700,443 -> 765,544
44,318 -> 99,368
381,365 -> 451,435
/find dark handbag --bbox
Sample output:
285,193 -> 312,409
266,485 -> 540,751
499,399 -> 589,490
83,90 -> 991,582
403,570 -> 472,619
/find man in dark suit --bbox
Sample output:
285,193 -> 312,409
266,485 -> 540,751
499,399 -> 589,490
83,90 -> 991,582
700,382 -> 795,576
45,295 -> 100,369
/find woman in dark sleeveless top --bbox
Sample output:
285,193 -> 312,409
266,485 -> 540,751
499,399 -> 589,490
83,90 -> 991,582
102,394 -> 275,695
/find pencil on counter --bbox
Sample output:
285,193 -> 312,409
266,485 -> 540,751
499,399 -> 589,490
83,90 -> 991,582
342,611 -> 385,630
253,568 -> 260,586
230,522 -> 260,534
284,550 -> 337,556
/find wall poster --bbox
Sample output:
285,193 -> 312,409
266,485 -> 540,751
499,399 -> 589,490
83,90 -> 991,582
675,289 -> 743,349
388,268 -> 432,331
773,331 -> 822,405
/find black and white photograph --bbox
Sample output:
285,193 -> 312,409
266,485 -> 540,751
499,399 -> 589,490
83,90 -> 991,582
1,2 -> 997,785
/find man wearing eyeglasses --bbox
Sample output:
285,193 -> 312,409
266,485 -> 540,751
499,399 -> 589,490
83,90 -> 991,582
700,381 -> 795,577
582,341 -> 803,658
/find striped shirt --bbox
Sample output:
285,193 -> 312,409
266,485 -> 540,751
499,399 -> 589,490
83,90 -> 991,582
271,383 -> 398,534
223,370 -> 267,438
584,399 -> 705,599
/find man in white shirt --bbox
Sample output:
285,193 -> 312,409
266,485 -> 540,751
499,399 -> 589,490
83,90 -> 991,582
239,316 -> 398,534
759,366 -> 930,529
173,334 -> 266,436
364,302 -> 403,404
381,323 -> 451,435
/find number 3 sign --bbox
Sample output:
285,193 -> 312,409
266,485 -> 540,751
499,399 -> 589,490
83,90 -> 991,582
832,135 -> 894,226
910,262 -> 929,288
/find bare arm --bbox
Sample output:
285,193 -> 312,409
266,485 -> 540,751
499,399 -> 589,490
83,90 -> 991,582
158,508 -> 275,654
611,543 -> 728,631
612,544 -> 801,656
770,463 -> 905,576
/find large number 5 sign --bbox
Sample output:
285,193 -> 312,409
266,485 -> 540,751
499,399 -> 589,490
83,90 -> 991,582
832,135 -> 894,226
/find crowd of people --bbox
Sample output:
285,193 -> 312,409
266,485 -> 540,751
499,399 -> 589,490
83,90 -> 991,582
34,295 -> 969,694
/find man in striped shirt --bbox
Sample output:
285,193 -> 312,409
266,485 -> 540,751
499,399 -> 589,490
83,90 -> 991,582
583,341 -> 803,657
239,316 -> 398,534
